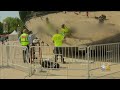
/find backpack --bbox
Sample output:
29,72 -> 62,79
41,60 -> 60,68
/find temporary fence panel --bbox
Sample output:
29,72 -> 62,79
7,41 -> 20,45
30,46 -> 90,79
0,45 -> 3,67
0,45 -> 32,78
88,43 -> 120,79
1,42 -> 120,79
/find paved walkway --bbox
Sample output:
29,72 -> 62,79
1,63 -> 120,79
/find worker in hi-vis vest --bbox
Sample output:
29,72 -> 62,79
52,30 -> 66,64
60,24 -> 71,37
19,29 -> 30,63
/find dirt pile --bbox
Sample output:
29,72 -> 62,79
25,11 -> 120,46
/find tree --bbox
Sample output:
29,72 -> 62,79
3,17 -> 24,34
19,11 -> 31,23
0,22 -> 3,34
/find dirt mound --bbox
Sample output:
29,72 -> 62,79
25,11 -> 120,46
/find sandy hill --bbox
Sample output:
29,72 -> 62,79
25,11 -> 120,46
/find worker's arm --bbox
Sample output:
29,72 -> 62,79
61,35 -> 66,43
63,38 -> 66,43
28,36 -> 30,42
52,35 -> 54,43
28,35 -> 31,45
18,37 -> 21,43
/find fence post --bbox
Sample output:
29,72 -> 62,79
0,44 -> 3,79
6,44 -> 10,66
87,46 -> 90,79
1,44 -> 3,67
28,46 -> 32,77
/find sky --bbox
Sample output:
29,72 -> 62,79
0,11 -> 19,22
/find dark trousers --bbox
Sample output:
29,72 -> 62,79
23,45 -> 29,63
53,47 -> 64,63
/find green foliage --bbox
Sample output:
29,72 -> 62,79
0,22 -> 3,34
19,11 -> 31,23
3,17 -> 24,34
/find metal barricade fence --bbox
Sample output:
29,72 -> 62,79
88,42 -> 120,79
0,45 -> 32,78
1,42 -> 120,79
7,41 -> 20,45
30,43 -> 120,79
30,45 -> 90,79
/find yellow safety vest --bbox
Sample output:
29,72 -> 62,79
60,26 -> 70,36
20,33 -> 29,46
52,34 -> 64,47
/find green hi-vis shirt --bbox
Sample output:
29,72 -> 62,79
20,33 -> 29,46
60,26 -> 70,36
52,34 -> 64,47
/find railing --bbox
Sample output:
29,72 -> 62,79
0,45 -> 31,79
29,45 -> 90,79
88,42 -> 120,79
0,42 -> 120,79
